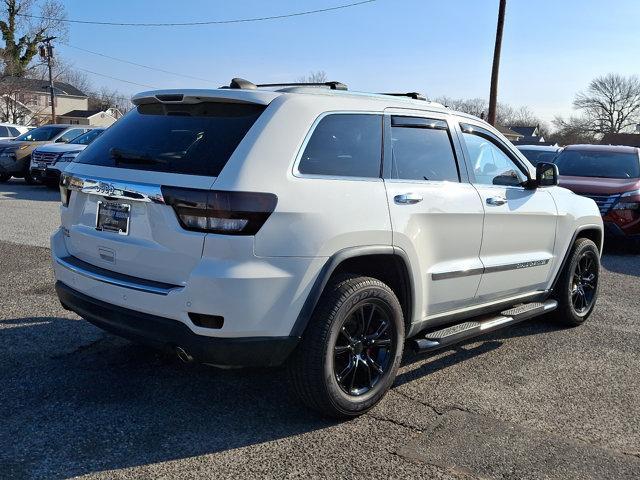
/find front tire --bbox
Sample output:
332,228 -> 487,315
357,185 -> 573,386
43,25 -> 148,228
553,238 -> 600,326
288,275 -> 404,418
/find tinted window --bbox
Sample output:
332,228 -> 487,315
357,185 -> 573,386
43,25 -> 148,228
7,127 -> 20,136
390,118 -> 459,182
57,128 -> 87,143
76,102 -> 266,177
0,127 -> 9,137
15,126 -> 66,142
554,150 -> 640,179
70,129 -> 104,145
298,114 -> 382,178
518,149 -> 559,166
462,131 -> 527,186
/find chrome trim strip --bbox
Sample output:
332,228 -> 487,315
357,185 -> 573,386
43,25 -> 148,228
54,256 -> 182,296
62,173 -> 165,204
431,259 -> 550,281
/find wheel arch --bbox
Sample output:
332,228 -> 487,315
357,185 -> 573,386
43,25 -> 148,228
550,224 -> 603,292
290,246 -> 416,338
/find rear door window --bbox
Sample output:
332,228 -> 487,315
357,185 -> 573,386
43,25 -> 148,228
0,127 -> 9,137
7,127 -> 20,136
389,117 -> 460,182
298,113 -> 382,178
57,128 -> 87,143
75,102 -> 266,177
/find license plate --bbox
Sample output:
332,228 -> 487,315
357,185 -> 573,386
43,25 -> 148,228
96,201 -> 130,235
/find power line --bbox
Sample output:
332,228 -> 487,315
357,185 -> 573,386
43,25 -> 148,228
16,1 -> 375,27
75,67 -> 157,89
63,44 -> 213,83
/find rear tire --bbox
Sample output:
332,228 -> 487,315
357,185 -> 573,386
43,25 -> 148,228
553,238 -> 600,326
23,169 -> 37,185
288,274 -> 404,418
0,173 -> 10,182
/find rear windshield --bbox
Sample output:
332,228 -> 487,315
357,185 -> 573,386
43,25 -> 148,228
518,149 -> 558,166
75,102 -> 266,176
555,150 -> 640,179
14,126 -> 66,142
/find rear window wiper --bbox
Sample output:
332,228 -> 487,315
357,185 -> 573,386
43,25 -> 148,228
110,147 -> 167,165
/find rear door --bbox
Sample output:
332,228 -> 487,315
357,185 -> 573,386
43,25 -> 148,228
61,100 -> 267,286
383,112 -> 485,318
457,122 -> 558,300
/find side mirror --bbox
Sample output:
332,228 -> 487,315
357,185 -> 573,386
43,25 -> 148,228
536,162 -> 558,187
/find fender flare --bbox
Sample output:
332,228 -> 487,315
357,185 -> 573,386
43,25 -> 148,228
549,224 -> 603,293
289,245 -> 415,338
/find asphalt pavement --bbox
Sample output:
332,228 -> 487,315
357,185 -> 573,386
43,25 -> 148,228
1,180 -> 639,479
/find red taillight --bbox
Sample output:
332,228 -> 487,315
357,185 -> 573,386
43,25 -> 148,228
161,187 -> 277,235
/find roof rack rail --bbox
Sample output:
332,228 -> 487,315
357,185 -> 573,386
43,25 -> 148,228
220,78 -> 348,91
378,92 -> 426,101
257,81 -> 348,91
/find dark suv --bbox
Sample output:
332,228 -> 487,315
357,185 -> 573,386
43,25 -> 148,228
556,144 -> 640,240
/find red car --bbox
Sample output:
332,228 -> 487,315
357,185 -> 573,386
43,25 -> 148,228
556,144 -> 640,240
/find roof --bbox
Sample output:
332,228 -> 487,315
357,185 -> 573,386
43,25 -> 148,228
1,77 -> 87,97
59,110 -> 103,118
601,133 -> 640,148
496,125 -> 523,138
564,144 -> 639,154
510,126 -> 538,136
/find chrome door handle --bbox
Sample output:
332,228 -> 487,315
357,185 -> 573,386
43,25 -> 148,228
486,196 -> 507,206
394,193 -> 423,204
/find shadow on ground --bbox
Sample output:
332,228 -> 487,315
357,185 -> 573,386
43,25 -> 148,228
0,178 -> 59,202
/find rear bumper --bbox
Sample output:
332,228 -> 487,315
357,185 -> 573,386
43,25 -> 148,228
56,281 -> 299,367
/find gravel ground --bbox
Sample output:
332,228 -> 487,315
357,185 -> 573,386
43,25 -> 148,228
0,182 -> 639,479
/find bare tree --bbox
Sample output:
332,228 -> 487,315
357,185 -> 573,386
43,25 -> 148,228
573,73 -> 640,134
296,70 -> 328,83
549,115 -> 597,146
87,86 -> 131,114
0,0 -> 68,77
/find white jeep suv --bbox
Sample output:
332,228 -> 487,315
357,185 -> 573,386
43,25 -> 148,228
51,79 -> 603,417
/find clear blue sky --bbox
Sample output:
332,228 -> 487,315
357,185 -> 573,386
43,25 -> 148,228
56,0 -> 640,124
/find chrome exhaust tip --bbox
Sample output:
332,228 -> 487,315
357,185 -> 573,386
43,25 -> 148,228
175,346 -> 194,363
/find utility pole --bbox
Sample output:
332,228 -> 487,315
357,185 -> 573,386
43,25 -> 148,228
39,37 -> 57,124
487,0 -> 506,126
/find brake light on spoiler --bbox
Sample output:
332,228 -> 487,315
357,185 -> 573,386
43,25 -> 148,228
161,187 -> 277,236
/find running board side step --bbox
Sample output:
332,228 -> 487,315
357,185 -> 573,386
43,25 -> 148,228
412,299 -> 558,353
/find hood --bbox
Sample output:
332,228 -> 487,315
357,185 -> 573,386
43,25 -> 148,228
559,175 -> 640,195
34,143 -> 88,154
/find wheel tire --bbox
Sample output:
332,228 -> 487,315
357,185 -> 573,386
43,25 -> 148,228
553,238 -> 600,326
0,173 -> 10,182
288,274 -> 404,418
23,169 -> 38,185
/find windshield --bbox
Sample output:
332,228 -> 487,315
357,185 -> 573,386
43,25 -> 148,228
70,129 -> 104,145
75,102 -> 266,176
519,149 -> 559,166
14,126 -> 66,142
555,150 -> 640,179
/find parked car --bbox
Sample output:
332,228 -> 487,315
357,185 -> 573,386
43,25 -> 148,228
52,79 -> 603,418
516,145 -> 562,166
0,123 -> 29,140
556,144 -> 640,241
0,125 -> 93,184
30,128 -> 106,187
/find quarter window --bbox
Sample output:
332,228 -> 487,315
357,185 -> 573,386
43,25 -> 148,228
298,114 -> 382,178
389,117 -> 459,182
461,128 -> 527,186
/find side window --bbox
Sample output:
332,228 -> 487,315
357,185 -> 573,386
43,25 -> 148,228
0,127 -> 9,137
57,128 -> 86,143
390,117 -> 459,182
7,127 -> 20,136
298,114 -> 382,178
461,128 -> 527,186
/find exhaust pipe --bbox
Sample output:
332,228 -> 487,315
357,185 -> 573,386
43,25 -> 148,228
175,346 -> 194,364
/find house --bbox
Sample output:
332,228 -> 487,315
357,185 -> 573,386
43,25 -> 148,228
509,125 -> 546,144
58,108 -> 122,127
601,132 -> 640,148
0,77 -> 121,126
496,125 -> 524,142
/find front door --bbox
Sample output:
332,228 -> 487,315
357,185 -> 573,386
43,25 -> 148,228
458,123 -> 558,302
383,113 -> 485,320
